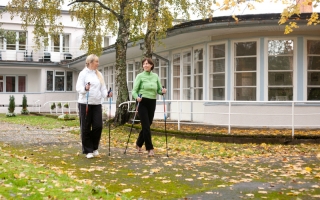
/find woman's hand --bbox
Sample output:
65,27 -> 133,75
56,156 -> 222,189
162,88 -> 167,94
107,92 -> 113,98
136,97 -> 142,102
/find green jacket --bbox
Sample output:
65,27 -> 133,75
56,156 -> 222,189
132,71 -> 163,99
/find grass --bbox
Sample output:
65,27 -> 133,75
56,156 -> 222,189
0,113 -> 320,199
0,113 -> 79,129
0,149 -> 118,199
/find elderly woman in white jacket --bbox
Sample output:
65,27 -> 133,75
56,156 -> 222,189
76,54 -> 112,159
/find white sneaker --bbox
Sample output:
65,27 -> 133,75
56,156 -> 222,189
93,150 -> 99,156
86,153 -> 94,159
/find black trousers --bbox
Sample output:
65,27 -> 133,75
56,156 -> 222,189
78,103 -> 103,154
136,98 -> 156,150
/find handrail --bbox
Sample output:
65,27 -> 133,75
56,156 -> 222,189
119,99 -> 320,138
42,100 -> 78,115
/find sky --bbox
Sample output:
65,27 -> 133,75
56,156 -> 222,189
1,0 -> 319,20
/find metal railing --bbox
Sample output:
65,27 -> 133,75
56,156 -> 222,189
42,100 -> 79,115
119,100 -> 320,138
0,46 -> 86,63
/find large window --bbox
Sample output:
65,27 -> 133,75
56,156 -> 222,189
50,34 -> 70,52
268,40 -> 293,101
0,75 -> 26,92
194,48 -> 203,100
46,70 -> 72,91
234,41 -> 257,101
153,55 -> 168,100
1,31 -> 26,50
307,40 -> 320,100
209,44 -> 225,100
172,53 -> 181,99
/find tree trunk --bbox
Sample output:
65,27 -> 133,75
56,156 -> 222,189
114,14 -> 131,125
144,0 -> 160,58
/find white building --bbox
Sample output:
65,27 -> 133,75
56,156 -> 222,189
1,2 -> 320,130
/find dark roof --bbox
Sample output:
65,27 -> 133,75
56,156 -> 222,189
169,13 -> 314,31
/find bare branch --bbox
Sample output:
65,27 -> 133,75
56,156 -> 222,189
68,0 -> 119,18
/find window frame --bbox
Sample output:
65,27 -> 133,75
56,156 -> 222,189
305,38 -> 320,101
46,70 -> 73,92
0,75 -> 27,93
231,39 -> 260,101
266,38 -> 295,101
208,41 -> 227,101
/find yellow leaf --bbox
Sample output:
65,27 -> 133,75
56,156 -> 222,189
61,161 -> 67,165
305,167 -> 312,173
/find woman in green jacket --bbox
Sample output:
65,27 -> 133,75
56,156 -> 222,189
132,57 -> 167,157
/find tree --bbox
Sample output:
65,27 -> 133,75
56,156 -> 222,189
6,0 -> 145,125
7,95 -> 16,117
21,94 -> 30,115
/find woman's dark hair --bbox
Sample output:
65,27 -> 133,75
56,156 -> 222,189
142,57 -> 154,70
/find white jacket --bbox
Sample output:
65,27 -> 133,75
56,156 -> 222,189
76,67 -> 108,104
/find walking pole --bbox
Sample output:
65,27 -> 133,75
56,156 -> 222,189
124,94 -> 142,154
85,82 -> 90,120
108,88 -> 112,156
162,86 -> 169,157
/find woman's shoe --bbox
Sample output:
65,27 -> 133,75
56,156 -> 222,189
136,145 -> 143,153
148,149 -> 154,157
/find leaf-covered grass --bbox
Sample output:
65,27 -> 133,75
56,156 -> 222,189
0,149 -> 119,199
0,114 -> 320,199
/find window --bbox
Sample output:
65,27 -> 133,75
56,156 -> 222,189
4,31 -> 27,50
194,48 -> 203,100
55,71 -> 65,91
66,72 -> 73,91
51,34 -> 70,52
234,41 -> 257,101
0,76 -> 3,92
46,70 -> 72,91
51,34 -> 60,52
153,56 -> 168,100
172,53 -> 181,100
18,76 -> 26,92
268,40 -> 293,101
307,40 -> 320,100
0,75 -> 26,92
104,65 -> 115,100
209,44 -> 225,100
127,63 -> 134,99
18,32 -> 26,50
63,34 -> 70,52
47,71 -> 53,91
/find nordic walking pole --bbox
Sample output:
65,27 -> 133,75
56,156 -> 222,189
162,86 -> 169,157
85,82 -> 90,120
124,94 -> 142,154
108,87 -> 112,156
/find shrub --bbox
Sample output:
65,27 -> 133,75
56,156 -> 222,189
51,103 -> 56,110
57,102 -> 62,108
6,95 -> 16,117
21,94 -> 29,115
64,103 -> 69,108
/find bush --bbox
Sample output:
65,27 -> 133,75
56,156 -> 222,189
57,102 -> 62,109
64,103 -> 69,108
51,103 -> 56,110
6,95 -> 16,117
21,94 -> 29,115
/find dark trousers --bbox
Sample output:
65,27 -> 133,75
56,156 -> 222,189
78,103 -> 103,154
136,98 -> 156,150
